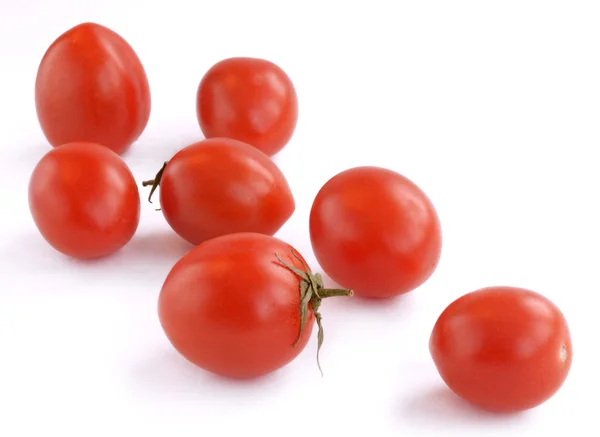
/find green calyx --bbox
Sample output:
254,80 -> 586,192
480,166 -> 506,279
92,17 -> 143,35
275,250 -> 354,376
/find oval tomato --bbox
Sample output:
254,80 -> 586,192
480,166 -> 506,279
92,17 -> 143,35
28,141 -> 141,259
429,286 -> 572,413
142,137 -> 295,245
35,22 -> 151,155
158,232 -> 352,378
196,57 -> 298,156
309,166 -> 442,299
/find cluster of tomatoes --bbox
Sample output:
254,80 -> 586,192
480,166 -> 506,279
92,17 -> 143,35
28,22 -> 571,414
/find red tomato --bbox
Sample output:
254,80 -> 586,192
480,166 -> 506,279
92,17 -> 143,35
429,286 -> 572,413
309,166 -> 442,299
35,22 -> 151,155
28,141 -> 141,259
158,232 -> 352,378
142,137 -> 295,245
196,57 -> 298,156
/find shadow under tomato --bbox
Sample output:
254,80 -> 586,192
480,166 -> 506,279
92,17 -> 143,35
319,270 -> 414,312
9,141 -> 51,168
0,229 -> 193,291
400,385 -> 528,428
68,230 -> 193,286
128,347 -> 289,402
118,229 -> 193,263
122,130 -> 205,167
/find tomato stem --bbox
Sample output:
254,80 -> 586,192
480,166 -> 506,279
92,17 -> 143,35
274,250 -> 353,377
318,288 -> 354,298
141,161 -> 168,204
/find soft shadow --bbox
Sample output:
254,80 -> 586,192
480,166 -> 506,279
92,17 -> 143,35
319,270 -> 414,311
9,142 -> 50,167
65,230 -> 194,285
0,232 -> 76,275
123,132 -> 204,166
319,270 -> 344,289
0,230 -> 192,287
117,230 -> 193,264
269,148 -> 286,165
129,348 -> 288,402
400,386 -> 527,428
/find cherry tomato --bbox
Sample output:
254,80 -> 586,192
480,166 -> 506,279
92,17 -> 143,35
28,141 -> 141,259
309,166 -> 442,299
158,232 -> 352,378
429,286 -> 572,413
35,22 -> 151,155
142,137 -> 295,246
196,57 -> 298,156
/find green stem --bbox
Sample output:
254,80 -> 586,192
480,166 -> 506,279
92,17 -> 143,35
275,250 -> 354,377
318,288 -> 354,298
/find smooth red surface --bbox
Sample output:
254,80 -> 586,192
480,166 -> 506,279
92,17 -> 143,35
196,57 -> 298,156
309,166 -> 442,298
35,22 -> 151,155
158,233 -> 314,378
28,142 -> 140,259
429,286 -> 572,413
158,137 -> 295,245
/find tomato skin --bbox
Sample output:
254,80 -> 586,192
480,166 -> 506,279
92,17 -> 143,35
158,233 -> 314,378
429,286 -> 572,413
157,137 -> 295,245
309,166 -> 442,299
35,22 -> 151,155
28,142 -> 141,259
196,57 -> 298,156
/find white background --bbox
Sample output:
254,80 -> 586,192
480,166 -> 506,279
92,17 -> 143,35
0,1 -> 598,436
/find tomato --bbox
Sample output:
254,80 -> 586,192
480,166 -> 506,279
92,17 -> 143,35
158,232 -> 352,378
196,57 -> 298,156
142,137 -> 295,246
28,141 -> 141,259
429,286 -> 572,413
309,166 -> 442,299
35,22 -> 151,155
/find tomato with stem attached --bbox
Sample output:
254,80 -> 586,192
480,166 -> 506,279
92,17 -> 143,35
309,166 -> 442,299
28,141 -> 141,259
158,232 -> 353,378
35,22 -> 151,155
142,137 -> 295,246
429,286 -> 572,413
196,57 -> 298,156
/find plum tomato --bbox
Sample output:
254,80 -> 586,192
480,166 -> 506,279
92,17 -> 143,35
309,166 -> 442,299
28,141 -> 141,259
196,57 -> 298,156
429,286 -> 572,413
142,137 -> 295,246
35,22 -> 151,155
158,232 -> 353,378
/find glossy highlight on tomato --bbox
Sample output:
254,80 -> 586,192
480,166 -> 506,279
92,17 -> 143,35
143,137 -> 295,246
429,286 -> 572,413
35,22 -> 151,155
28,141 -> 141,259
196,57 -> 298,156
158,233 -> 353,379
309,166 -> 442,299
